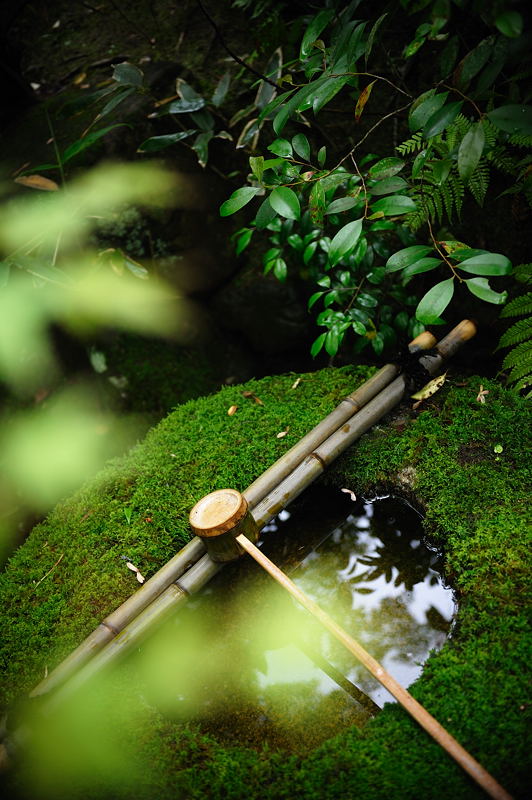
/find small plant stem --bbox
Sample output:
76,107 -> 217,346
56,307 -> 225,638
45,109 -> 66,188
350,155 -> 369,217
31,554 -> 64,594
195,0 -> 282,90
333,102 -> 412,172
333,71 -> 412,98
344,277 -> 366,313
427,218 -> 462,281
442,83 -> 482,119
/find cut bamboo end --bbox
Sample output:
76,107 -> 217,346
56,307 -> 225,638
189,489 -> 258,562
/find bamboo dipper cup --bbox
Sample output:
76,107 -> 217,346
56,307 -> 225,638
189,489 -> 258,562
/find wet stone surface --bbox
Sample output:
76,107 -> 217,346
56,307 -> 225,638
140,488 -> 455,753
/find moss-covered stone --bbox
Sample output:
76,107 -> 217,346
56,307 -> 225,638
0,367 -> 529,799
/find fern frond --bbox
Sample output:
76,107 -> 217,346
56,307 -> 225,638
487,145 -> 517,175
508,132 -> 532,148
501,340 -> 532,370
500,291 -> 532,317
445,114 -> 471,150
448,171 -> 465,219
498,318 -> 532,348
507,360 -> 532,385
513,376 -> 532,397
514,263 -> 532,285
396,132 -> 424,156
468,158 -> 490,206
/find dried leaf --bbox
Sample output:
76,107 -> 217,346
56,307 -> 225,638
242,390 -> 264,405
136,571 -> 145,584
355,80 -> 376,123
14,174 -> 60,191
227,405 -> 238,415
291,377 -> 302,389
276,427 -> 290,438
411,372 -> 447,401
126,561 -> 145,583
476,385 -> 489,404
341,488 -> 357,501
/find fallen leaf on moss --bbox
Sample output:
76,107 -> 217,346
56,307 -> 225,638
276,427 -> 289,438
291,377 -> 302,389
125,561 -> 145,584
242,390 -> 264,405
227,405 -> 238,415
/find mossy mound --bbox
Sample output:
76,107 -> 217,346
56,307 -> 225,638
0,366 -> 529,799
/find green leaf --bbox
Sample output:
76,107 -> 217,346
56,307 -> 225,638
112,62 -> 143,87
212,71 -> 231,106
137,130 -> 196,153
325,196 -> 358,214
219,186 -> 261,217
191,131 -> 214,167
235,228 -> 253,256
292,134 -> 310,161
352,321 -> 366,336
309,180 -> 326,225
312,76 -> 349,115
409,92 -> 448,132
303,241 -> 318,264
328,219 -> 363,267
401,258 -> 442,281
268,138 -> 292,157
370,195 -> 416,216
454,36 -> 494,89
269,186 -> 301,220
494,11 -> 523,39
311,332 -> 327,357
412,148 -> 431,179
365,13 -> 388,67
325,328 -> 342,357
308,291 -> 325,309
438,35 -> 459,79
167,97 -> 206,114
457,253 -> 512,276
465,278 -> 508,304
249,156 -> 264,182
62,124 -> 128,163
487,105 -> 532,136
416,278 -> 454,324
369,177 -> 408,195
124,256 -> 149,279
255,197 -> 277,228
273,257 -> 288,282
423,101 -> 463,139
273,76 -> 329,134
458,122 -> 485,182
95,87 -> 136,121
300,9 -> 335,58
317,146 -> 326,167
368,158 -> 405,180
0,261 -> 11,288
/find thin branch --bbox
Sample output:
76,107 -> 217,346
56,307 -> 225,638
196,0 -> 282,90
427,218 -> 462,281
333,102 -> 412,172
442,83 -> 482,119
350,155 -> 369,218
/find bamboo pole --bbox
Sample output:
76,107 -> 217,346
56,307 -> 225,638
244,330 -> 437,508
29,321 -> 476,702
28,330 -> 441,699
235,532 -> 512,800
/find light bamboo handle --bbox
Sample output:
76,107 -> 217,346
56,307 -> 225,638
235,533 -> 512,800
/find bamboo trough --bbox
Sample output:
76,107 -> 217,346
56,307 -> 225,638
5,319 -> 511,800
28,320 -> 475,704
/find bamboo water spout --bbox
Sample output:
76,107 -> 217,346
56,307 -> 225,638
28,321 -> 476,705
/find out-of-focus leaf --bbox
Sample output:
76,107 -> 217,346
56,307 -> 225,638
94,87 -> 135,121
14,175 -> 59,191
167,98 -> 205,114
255,48 -> 283,110
62,124 -> 129,163
191,131 -> 213,167
300,9 -> 335,58
365,13 -> 387,67
494,11 -> 523,38
454,36 -> 494,88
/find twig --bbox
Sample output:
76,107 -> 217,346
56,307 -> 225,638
106,0 -> 155,45
195,0 -> 282,90
32,554 -> 64,593
427,218 -> 462,281
333,101 -> 412,171
350,154 -> 369,217
442,83 -> 482,119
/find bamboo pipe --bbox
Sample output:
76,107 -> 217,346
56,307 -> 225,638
243,329 -> 437,508
28,330 -> 442,699
235,532 -> 512,800
31,321 -> 476,702
30,536 -> 206,698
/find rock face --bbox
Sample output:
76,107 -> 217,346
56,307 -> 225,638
0,368 -> 528,800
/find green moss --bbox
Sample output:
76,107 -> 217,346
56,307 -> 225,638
0,368 -> 529,799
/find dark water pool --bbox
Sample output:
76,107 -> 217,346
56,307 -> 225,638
139,489 -> 455,753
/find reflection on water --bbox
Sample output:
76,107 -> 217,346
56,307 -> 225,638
138,489 -> 455,753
